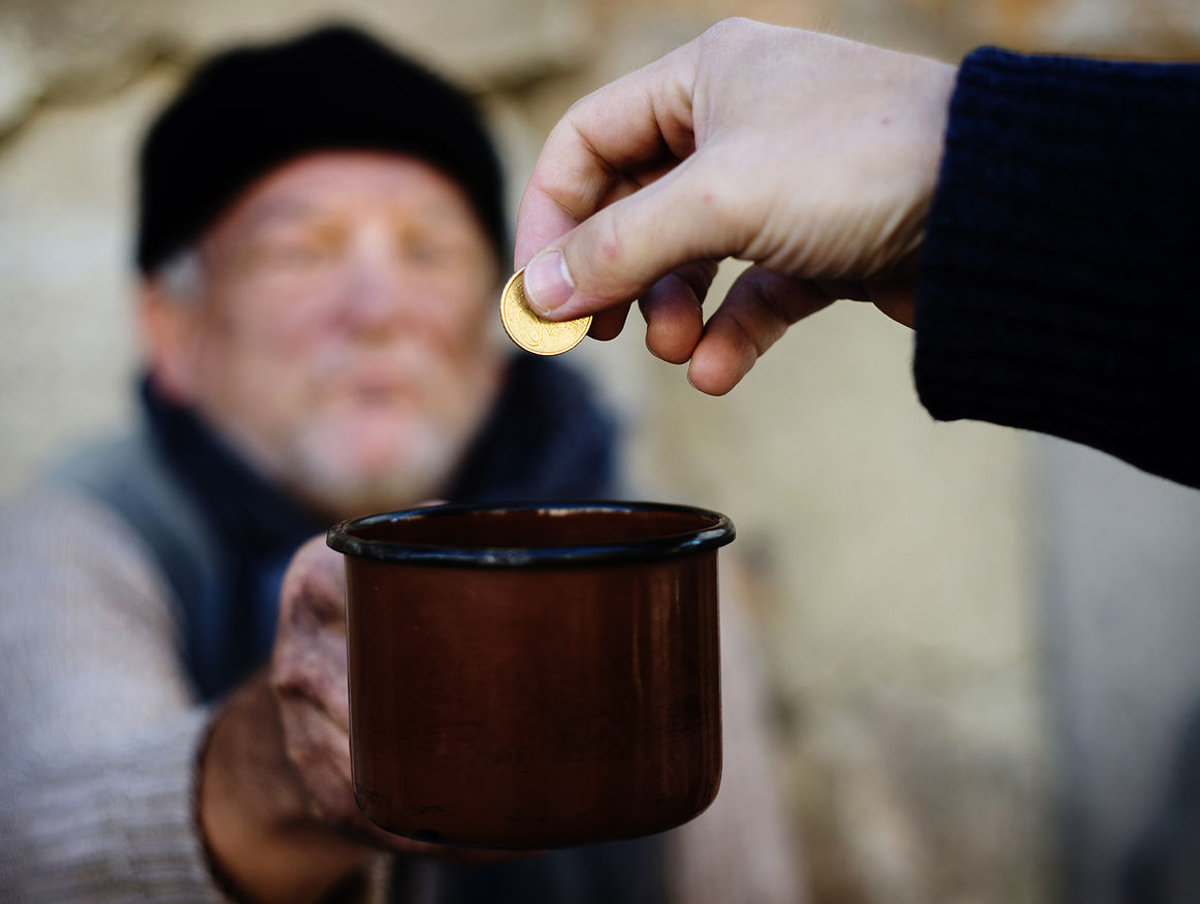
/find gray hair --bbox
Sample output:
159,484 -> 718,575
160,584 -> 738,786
156,247 -> 205,303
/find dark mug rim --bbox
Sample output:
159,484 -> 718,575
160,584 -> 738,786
327,500 -> 735,568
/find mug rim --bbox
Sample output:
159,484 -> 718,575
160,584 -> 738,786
327,500 -> 735,568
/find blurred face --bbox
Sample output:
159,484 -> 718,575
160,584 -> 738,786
145,152 -> 505,517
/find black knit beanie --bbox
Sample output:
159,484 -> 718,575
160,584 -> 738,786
136,25 -> 507,273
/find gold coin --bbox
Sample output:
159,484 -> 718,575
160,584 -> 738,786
499,267 -> 592,356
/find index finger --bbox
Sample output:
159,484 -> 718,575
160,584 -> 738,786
281,536 -> 346,626
513,42 -> 700,269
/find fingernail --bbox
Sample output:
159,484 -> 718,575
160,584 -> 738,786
523,250 -> 574,316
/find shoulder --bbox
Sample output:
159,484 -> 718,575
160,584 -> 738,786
0,486 -> 203,752
0,428 -> 192,639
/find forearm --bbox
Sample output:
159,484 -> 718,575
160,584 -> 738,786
0,709 -> 222,901
199,671 -> 372,904
915,49 -> 1200,488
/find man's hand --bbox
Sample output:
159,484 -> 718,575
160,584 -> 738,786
200,537 -> 512,904
514,17 -> 956,395
269,537 -> 366,839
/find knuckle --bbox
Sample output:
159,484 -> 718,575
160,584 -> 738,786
269,665 -> 304,700
704,17 -> 754,45
281,563 -> 345,626
280,557 -> 317,609
594,211 -> 626,270
563,94 -> 591,123
283,651 -> 323,698
272,645 -> 330,699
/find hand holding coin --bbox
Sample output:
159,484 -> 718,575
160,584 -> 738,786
500,268 -> 592,356
512,19 -> 953,393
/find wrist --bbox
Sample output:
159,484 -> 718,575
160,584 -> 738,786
198,674 -> 369,904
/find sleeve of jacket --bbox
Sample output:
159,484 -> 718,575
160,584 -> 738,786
0,490 -> 398,904
914,48 -> 1200,489
0,490 -> 232,902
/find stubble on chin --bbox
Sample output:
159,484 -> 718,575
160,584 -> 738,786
280,418 -> 458,518
281,384 -> 500,519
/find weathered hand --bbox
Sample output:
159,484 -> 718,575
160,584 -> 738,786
269,538 -> 365,835
514,17 -> 956,394
271,537 -> 524,861
200,537 -> 517,904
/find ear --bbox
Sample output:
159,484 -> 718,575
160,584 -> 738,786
137,278 -> 203,405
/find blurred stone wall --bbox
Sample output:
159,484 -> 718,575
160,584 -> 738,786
2,2 -> 1198,903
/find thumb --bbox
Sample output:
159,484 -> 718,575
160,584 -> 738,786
522,155 -> 741,321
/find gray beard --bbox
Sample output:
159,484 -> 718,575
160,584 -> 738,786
281,422 -> 467,519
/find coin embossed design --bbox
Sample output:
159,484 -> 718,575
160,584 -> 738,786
500,268 -> 592,356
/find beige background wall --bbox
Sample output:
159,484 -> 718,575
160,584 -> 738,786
2,2 -> 1198,902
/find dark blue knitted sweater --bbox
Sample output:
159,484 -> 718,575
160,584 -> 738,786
915,48 -> 1200,490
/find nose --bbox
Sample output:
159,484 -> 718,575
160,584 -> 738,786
337,222 -> 414,338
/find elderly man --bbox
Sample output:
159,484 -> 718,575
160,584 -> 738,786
0,26 -> 798,904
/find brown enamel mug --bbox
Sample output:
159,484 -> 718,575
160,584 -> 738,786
326,501 -> 734,849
